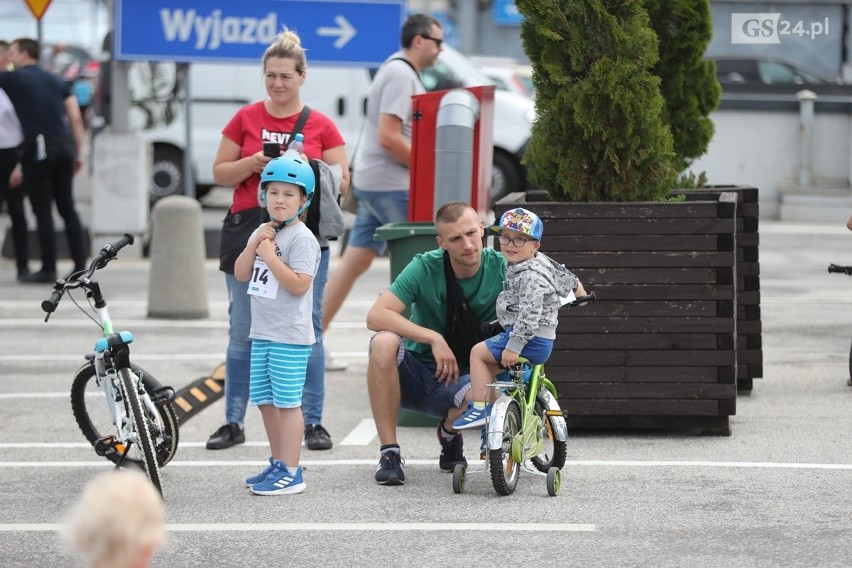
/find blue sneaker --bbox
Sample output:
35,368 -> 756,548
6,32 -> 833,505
250,461 -> 306,495
453,403 -> 491,430
244,457 -> 277,488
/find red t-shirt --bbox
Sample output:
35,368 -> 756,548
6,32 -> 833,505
222,101 -> 345,213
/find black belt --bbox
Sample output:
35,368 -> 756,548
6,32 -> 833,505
320,246 -> 329,251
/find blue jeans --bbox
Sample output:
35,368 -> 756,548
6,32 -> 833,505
303,247 -> 329,425
348,189 -> 408,254
223,248 -> 330,427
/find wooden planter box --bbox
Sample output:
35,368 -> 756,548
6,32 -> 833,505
672,186 -> 761,393
494,192 -> 739,435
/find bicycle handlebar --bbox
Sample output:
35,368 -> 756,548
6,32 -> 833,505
567,292 -> 596,305
41,233 -> 135,315
828,264 -> 852,276
480,292 -> 596,337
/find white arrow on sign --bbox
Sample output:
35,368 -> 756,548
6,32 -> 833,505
317,15 -> 357,49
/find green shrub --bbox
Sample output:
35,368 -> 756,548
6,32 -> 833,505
517,0 -> 677,202
644,0 -> 720,172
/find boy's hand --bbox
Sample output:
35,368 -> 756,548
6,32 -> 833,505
256,238 -> 277,261
250,222 -> 276,247
501,349 -> 519,368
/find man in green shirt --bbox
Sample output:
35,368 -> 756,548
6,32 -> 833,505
366,201 -> 507,485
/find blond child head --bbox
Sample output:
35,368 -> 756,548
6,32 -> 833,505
63,469 -> 165,568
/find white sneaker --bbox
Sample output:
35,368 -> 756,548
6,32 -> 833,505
325,355 -> 348,372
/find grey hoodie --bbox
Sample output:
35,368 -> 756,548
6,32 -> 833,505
496,252 -> 579,354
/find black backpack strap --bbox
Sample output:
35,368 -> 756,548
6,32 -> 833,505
287,106 -> 312,149
304,159 -> 322,238
390,57 -> 422,87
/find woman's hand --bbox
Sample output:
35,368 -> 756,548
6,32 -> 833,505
251,150 -> 274,174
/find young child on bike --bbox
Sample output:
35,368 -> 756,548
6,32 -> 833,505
453,207 -> 586,430
234,155 -> 320,495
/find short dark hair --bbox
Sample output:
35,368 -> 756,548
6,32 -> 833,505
435,201 -> 474,225
0,40 -> 9,50
12,38 -> 39,61
401,13 -> 440,49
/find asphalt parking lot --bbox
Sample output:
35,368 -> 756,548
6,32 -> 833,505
1,180 -> 852,566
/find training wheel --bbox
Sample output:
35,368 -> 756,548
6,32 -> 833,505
546,467 -> 561,497
452,463 -> 466,494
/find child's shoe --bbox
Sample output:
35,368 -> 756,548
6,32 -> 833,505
250,462 -> 306,495
452,403 -> 491,430
244,456 -> 278,487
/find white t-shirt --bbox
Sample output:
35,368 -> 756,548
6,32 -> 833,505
353,52 -> 425,192
0,89 -> 23,150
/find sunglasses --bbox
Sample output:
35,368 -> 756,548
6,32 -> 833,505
421,35 -> 443,48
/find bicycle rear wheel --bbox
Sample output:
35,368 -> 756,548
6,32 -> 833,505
489,400 -> 521,495
531,393 -> 567,473
70,362 -> 179,467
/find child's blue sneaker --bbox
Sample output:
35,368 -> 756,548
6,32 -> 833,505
244,457 -> 278,488
453,403 -> 491,430
250,461 -> 306,495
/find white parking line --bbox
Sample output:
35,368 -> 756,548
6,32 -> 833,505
0,352 -> 367,363
0,319 -> 369,329
0,522 -> 596,532
340,419 -> 377,446
1,459 -> 851,470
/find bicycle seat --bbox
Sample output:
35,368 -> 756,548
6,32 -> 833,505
94,330 -> 135,353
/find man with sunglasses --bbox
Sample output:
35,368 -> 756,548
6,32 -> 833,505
322,13 -> 444,340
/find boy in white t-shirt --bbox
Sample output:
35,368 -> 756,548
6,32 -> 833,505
234,155 -> 320,495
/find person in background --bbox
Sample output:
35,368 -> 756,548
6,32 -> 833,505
208,29 -> 348,453
0,37 -> 88,283
322,13 -> 442,333
0,40 -> 26,279
63,470 -> 165,568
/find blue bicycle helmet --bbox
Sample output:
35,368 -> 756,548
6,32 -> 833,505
491,207 -> 544,241
257,155 -> 315,208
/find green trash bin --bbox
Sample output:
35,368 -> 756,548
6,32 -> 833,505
374,222 -> 441,428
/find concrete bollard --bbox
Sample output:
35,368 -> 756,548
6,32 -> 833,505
147,196 -> 209,319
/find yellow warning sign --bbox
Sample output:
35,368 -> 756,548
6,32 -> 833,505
24,0 -> 53,20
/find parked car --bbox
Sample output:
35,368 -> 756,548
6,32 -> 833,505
711,56 -> 841,86
469,55 -> 535,98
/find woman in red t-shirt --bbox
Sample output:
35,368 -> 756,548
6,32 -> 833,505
208,29 -> 349,460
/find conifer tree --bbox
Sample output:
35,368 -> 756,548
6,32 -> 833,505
644,0 -> 720,172
516,0 -> 677,201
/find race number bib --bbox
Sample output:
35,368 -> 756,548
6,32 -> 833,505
247,257 -> 277,299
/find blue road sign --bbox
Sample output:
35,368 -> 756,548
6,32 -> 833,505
492,0 -> 522,27
114,0 -> 405,66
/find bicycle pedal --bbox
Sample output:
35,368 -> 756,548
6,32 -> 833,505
152,386 -> 176,404
94,435 -> 126,457
545,410 -> 565,417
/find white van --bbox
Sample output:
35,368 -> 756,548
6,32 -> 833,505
129,45 -> 533,202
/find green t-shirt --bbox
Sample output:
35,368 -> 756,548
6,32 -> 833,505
389,247 -> 507,369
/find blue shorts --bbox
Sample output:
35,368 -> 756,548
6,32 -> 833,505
249,340 -> 311,408
370,332 -> 471,418
485,326 -> 554,365
348,188 -> 408,254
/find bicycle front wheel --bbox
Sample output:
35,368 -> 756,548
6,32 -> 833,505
489,400 -> 521,496
70,362 -> 179,467
531,393 -> 567,473
119,368 -> 163,494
